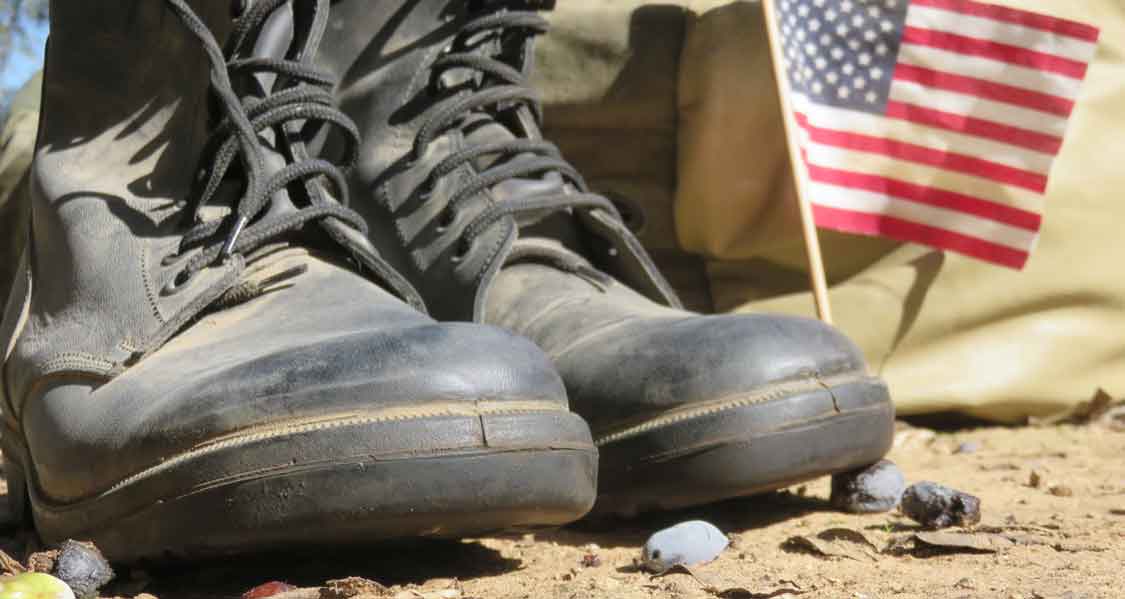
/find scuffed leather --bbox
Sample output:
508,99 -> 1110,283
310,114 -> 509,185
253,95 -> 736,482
2,1 -> 570,508
24,251 -> 567,502
485,262 -> 867,435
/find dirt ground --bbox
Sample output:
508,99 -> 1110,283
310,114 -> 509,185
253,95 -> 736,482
1,419 -> 1122,599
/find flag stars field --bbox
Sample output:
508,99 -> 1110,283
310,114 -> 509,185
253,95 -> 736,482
774,0 -> 1099,269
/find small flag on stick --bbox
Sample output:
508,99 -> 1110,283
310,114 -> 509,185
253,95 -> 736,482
764,0 -> 1099,270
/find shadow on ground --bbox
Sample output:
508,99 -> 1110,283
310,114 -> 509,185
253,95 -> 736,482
531,490 -> 832,549
0,473 -> 835,597
138,540 -> 519,598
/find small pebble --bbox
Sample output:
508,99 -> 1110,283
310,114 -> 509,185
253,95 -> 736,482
901,482 -> 982,529
243,581 -> 297,599
830,459 -> 906,513
954,441 -> 980,455
641,520 -> 728,573
0,573 -> 76,599
1049,485 -> 1074,497
50,541 -> 113,599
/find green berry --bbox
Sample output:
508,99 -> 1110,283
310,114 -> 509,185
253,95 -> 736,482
0,573 -> 77,599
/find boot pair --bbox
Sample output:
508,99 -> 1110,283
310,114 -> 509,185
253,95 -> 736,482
0,0 -> 893,561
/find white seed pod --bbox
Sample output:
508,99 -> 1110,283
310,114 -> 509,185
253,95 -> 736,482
641,520 -> 729,573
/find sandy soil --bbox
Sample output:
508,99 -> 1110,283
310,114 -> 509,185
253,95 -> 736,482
1,421 -> 1122,599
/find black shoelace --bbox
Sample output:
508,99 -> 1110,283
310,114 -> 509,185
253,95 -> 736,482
412,7 -> 621,260
163,0 -> 365,288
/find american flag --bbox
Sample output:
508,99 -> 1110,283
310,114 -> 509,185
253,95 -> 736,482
774,0 -> 1099,269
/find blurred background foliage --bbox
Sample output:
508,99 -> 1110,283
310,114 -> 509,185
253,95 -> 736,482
0,0 -> 47,120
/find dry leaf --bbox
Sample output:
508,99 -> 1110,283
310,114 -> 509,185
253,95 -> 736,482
914,531 -> 1015,553
892,426 -> 935,450
783,528 -> 879,561
260,591 -> 321,599
321,578 -> 389,599
1032,388 -> 1123,426
0,549 -> 26,575
715,587 -> 806,598
662,567 -> 805,599
1052,542 -> 1108,553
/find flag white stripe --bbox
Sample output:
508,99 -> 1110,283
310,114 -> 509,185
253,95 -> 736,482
887,79 -> 1070,136
792,94 -> 1055,172
905,5 -> 1099,64
897,42 -> 1084,101
794,126 -> 1047,214
808,182 -> 1038,250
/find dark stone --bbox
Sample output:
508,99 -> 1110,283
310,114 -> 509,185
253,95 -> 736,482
901,482 -> 982,529
831,459 -> 906,513
51,540 -> 114,599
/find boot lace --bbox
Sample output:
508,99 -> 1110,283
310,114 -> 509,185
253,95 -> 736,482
164,0 -> 366,286
410,3 -> 621,259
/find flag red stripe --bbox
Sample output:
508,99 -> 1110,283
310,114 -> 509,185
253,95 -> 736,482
806,163 -> 1043,230
812,204 -> 1030,268
884,100 -> 1063,155
910,0 -> 1100,42
893,64 -> 1074,117
794,112 -> 1049,192
901,26 -> 1088,79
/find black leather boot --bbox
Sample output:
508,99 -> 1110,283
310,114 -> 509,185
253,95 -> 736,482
0,0 -> 596,561
319,0 -> 894,515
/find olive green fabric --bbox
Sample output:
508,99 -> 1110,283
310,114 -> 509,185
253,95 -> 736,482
533,1 -> 716,311
538,1 -> 1125,422
0,72 -> 40,313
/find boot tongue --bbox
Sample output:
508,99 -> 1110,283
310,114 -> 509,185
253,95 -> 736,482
243,3 -> 302,226
463,115 -> 564,222
461,110 -> 597,272
451,10 -> 574,231
452,16 -> 593,262
207,3 -> 317,283
205,1 -> 303,237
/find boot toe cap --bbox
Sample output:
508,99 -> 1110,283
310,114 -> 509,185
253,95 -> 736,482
558,313 -> 874,428
23,311 -> 568,504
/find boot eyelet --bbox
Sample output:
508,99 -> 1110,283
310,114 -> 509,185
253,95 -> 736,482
606,191 -> 646,235
161,269 -> 197,297
450,239 -> 472,264
435,207 -> 457,233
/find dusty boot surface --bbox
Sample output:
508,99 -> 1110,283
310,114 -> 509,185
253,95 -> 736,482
319,0 -> 893,516
0,0 -> 596,561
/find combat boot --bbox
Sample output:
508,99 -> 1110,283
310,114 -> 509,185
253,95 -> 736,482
0,0 -> 596,561
319,0 -> 895,515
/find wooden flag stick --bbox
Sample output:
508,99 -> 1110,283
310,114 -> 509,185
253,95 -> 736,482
761,0 -> 834,325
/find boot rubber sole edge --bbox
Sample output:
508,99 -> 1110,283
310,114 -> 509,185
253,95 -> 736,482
591,373 -> 894,517
2,407 -> 597,563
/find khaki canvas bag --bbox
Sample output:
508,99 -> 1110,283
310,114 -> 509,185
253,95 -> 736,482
536,0 -> 1125,422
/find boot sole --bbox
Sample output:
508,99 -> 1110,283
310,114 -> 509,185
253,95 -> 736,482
2,405 -> 597,562
591,372 -> 894,516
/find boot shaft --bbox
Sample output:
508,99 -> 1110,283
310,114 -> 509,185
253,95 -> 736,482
2,0 -> 404,419
8,1 -> 243,408
320,0 -> 679,322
